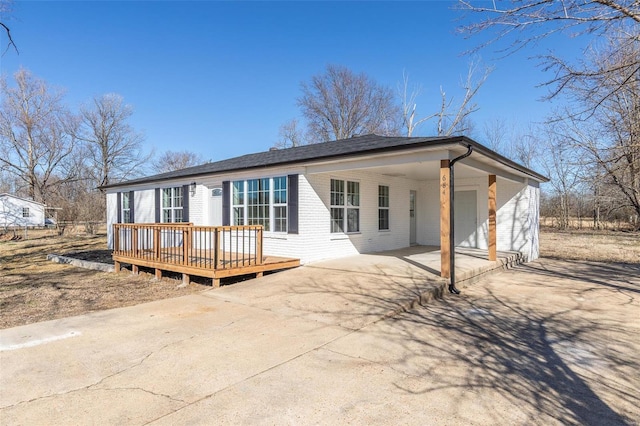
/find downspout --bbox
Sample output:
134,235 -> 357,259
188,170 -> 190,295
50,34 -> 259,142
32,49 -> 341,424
448,145 -> 473,294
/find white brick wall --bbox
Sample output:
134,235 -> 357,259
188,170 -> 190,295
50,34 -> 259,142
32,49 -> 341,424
105,169 -> 542,262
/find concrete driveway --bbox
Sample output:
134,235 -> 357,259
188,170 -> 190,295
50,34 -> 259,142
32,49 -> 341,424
1,254 -> 638,425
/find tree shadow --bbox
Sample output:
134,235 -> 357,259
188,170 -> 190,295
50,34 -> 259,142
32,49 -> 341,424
281,258 -> 639,424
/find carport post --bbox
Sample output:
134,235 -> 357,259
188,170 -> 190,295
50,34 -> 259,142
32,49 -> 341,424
440,160 -> 451,279
488,175 -> 497,261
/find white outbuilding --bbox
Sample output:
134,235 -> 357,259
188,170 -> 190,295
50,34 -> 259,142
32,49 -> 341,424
0,193 -> 46,228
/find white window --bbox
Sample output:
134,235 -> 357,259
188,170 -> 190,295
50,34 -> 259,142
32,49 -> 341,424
232,176 -> 287,232
22,207 -> 30,218
273,176 -> 287,232
232,181 -> 245,225
247,178 -> 270,228
331,179 -> 359,233
122,192 -> 131,223
162,187 -> 184,223
378,185 -> 389,231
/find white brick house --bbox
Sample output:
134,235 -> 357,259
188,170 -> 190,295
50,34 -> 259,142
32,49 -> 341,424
102,135 -> 548,264
0,193 -> 46,228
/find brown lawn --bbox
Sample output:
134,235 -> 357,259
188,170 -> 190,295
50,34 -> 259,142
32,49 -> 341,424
0,231 -> 207,329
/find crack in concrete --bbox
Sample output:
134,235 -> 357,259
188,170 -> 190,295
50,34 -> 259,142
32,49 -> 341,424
143,327 -> 362,425
0,335 -> 199,411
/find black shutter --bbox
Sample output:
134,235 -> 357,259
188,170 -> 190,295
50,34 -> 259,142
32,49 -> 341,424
222,181 -> 230,226
155,188 -> 161,223
129,191 -> 135,223
288,174 -> 299,234
182,184 -> 190,223
116,192 -> 122,223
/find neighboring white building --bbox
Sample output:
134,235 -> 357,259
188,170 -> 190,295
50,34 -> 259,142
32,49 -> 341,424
0,193 -> 46,228
102,134 -> 549,264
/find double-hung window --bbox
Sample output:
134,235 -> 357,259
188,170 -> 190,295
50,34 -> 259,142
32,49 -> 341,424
330,179 -> 359,233
247,178 -> 270,228
273,176 -> 287,232
232,181 -> 245,225
22,207 -> 30,218
162,187 -> 184,223
232,176 -> 287,232
122,192 -> 131,223
378,185 -> 390,230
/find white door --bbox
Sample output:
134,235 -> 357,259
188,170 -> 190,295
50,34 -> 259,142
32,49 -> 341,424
409,190 -> 417,245
209,188 -> 222,226
454,190 -> 477,247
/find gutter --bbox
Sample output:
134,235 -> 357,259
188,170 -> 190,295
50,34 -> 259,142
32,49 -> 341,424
448,144 -> 473,295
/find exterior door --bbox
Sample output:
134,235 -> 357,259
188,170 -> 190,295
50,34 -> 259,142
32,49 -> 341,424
454,190 -> 477,247
209,187 -> 223,226
409,190 -> 417,245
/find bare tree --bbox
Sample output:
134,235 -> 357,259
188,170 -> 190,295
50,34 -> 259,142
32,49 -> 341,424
298,64 -> 401,142
152,150 -> 205,174
400,60 -> 492,137
399,71 -> 435,137
458,0 -> 640,112
1,0 -> 18,55
273,118 -> 306,149
0,69 -> 78,204
540,127 -> 583,229
553,38 -> 640,227
482,117 -> 509,154
76,93 -> 148,187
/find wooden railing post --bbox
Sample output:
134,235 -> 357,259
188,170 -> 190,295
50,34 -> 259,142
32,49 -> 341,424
183,228 -> 191,266
256,226 -> 263,265
113,224 -> 120,254
213,228 -> 220,270
154,227 -> 161,260
132,226 -> 139,257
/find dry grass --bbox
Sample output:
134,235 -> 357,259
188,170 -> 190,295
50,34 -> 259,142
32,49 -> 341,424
540,228 -> 640,264
0,232 -> 207,329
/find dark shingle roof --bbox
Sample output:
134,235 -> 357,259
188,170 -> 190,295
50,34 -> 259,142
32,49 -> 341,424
102,134 -> 547,188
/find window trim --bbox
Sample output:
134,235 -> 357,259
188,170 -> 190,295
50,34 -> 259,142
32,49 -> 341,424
378,185 -> 390,231
330,178 -> 360,234
231,176 -> 287,233
122,192 -> 131,224
161,186 -> 184,223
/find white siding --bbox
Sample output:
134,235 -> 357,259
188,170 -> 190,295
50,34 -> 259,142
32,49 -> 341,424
0,195 -> 45,228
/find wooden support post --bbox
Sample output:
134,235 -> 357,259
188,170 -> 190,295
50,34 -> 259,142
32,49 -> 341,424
182,273 -> 190,285
256,227 -> 263,265
114,260 -> 121,273
440,160 -> 451,278
212,277 -> 220,288
132,229 -> 139,257
183,229 -> 191,266
154,228 -> 161,260
488,174 -> 497,261
155,268 -> 162,280
114,225 -> 120,254
214,228 -> 220,270
132,264 -> 139,275
256,271 -> 263,279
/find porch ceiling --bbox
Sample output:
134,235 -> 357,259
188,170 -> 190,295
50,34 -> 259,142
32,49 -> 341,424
363,161 -> 485,181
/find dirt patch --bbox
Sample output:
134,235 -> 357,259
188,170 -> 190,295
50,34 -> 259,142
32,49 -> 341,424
540,228 -> 640,264
0,234 -> 208,329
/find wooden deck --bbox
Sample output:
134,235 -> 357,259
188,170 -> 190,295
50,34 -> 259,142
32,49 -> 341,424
112,223 -> 300,286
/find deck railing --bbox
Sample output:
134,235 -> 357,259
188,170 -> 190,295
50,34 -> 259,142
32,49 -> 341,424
112,223 -> 264,271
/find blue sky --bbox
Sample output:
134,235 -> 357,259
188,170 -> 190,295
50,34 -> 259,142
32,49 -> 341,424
1,1 -> 576,163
